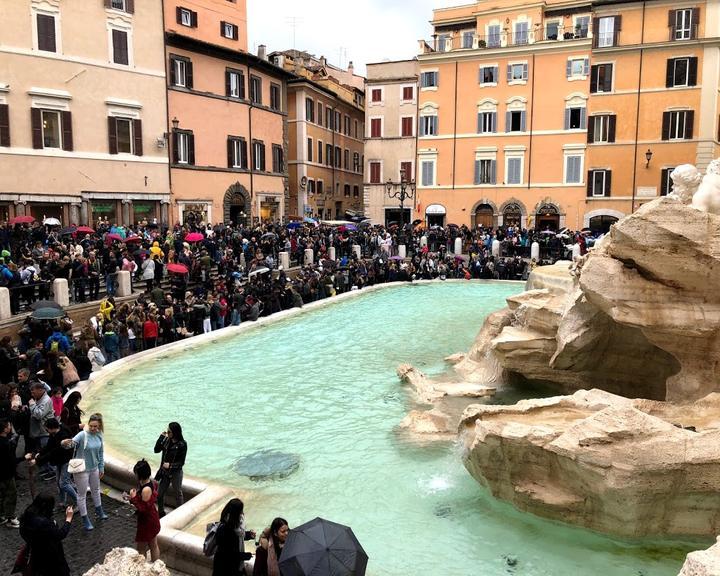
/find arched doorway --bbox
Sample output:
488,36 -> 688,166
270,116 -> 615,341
589,215 -> 618,233
223,183 -> 250,226
535,203 -> 560,231
425,204 -> 446,227
502,202 -> 523,228
473,204 -> 494,229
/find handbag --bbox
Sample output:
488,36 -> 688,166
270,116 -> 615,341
11,544 -> 30,575
68,432 -> 88,474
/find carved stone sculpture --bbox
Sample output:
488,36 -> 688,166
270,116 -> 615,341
669,164 -> 702,203
692,159 -> 720,214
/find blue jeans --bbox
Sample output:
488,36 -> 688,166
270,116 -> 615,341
105,273 -> 115,296
56,462 -> 77,506
230,310 -> 242,326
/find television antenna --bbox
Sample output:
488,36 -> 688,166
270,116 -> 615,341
285,16 -> 303,49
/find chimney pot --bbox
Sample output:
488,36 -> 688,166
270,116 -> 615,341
258,44 -> 267,60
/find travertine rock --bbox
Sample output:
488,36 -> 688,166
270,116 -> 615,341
679,537 -> 720,576
83,548 -> 170,576
460,389 -> 720,538
397,364 -> 495,405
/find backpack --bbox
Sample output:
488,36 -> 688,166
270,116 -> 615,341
49,339 -> 59,353
203,522 -> 220,557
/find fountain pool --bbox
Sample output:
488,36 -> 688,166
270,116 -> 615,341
85,282 -> 696,575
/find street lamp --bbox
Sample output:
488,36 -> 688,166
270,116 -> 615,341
171,117 -> 180,130
385,178 -> 416,227
645,149 -> 653,168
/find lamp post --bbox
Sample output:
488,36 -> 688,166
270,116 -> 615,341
385,179 -> 416,247
645,148 -> 653,168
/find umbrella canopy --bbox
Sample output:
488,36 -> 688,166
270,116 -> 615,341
43,217 -> 61,226
287,222 -> 302,230
123,235 -> 142,243
540,230 -> 556,235
338,224 -> 357,232
389,256 -> 403,261
260,232 -> 277,241
303,217 -> 317,224
248,267 -> 271,277
185,232 -> 204,243
106,233 -> 123,242
30,300 -> 63,311
59,226 -> 77,236
279,517 -> 368,576
134,249 -> 150,257
167,263 -> 189,274
9,216 -> 35,225
454,254 -> 469,262
76,226 -> 95,234
31,307 -> 65,320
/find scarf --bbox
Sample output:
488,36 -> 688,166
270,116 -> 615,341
267,535 -> 281,576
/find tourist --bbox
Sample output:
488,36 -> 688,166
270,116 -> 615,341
253,517 -> 289,576
212,498 -> 256,576
57,354 -> 80,390
153,421 -> 187,518
60,391 -> 84,435
87,344 -> 106,373
18,493 -> 75,576
50,386 -> 63,416
61,412 -> 108,531
102,322 -> 120,363
143,314 -> 159,349
126,459 -> 161,562
141,254 -> 156,293
29,418 -> 77,509
0,417 -> 24,528
28,382 -> 53,479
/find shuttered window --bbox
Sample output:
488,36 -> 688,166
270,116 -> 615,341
506,157 -> 522,184
420,160 -> 435,186
369,162 -> 381,184
370,118 -> 382,138
588,170 -> 611,197
252,140 -> 266,171
564,107 -> 587,130
666,57 -> 698,88
660,168 -> 675,196
670,8 -> 699,41
170,56 -> 193,88
108,117 -> 143,156
306,138 -> 313,162
477,112 -> 496,134
590,64 -> 613,93
420,115 -> 437,136
173,131 -> 194,165
36,14 -> 56,52
249,76 -> 262,104
0,104 -> 10,147
226,70 -> 244,99
270,84 -> 281,111
306,98 -> 315,122
401,117 -> 413,137
402,86 -> 414,100
474,159 -> 496,185
227,137 -> 247,169
588,114 -> 616,143
400,162 -> 413,182
565,155 -> 583,184
662,110 -> 694,140
111,29 -> 129,65
272,144 -> 284,173
221,21 -> 239,40
506,111 -> 526,132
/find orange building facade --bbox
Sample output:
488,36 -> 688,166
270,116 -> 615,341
164,0 -> 292,226
418,0 -> 720,231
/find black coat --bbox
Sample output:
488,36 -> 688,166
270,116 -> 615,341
35,426 -> 73,467
0,433 -> 23,481
19,514 -> 72,576
212,523 -> 253,576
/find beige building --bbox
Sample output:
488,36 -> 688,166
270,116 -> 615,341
364,59 -> 419,224
0,0 -> 170,226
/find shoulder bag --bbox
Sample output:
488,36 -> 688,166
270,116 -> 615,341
68,432 -> 88,474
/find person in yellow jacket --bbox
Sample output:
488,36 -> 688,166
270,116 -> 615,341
99,297 -> 114,322
149,241 -> 164,259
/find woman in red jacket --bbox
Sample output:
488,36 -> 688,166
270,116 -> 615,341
125,459 -> 161,562
143,315 -> 159,349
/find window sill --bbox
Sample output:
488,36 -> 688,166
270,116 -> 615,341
508,80 -> 527,86
567,75 -> 588,82
480,82 -> 498,87
421,87 -> 438,92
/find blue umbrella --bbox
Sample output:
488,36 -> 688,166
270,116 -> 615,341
287,222 -> 302,230
303,217 -> 317,224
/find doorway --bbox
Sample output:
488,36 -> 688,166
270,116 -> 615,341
473,204 -> 494,229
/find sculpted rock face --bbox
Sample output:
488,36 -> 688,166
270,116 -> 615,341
83,548 -> 170,576
678,537 -> 720,576
460,389 -> 720,538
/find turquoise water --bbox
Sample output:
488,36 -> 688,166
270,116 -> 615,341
90,282 -> 695,575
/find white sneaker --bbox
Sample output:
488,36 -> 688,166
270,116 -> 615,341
6,518 -> 19,529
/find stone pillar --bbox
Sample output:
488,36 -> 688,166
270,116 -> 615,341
115,270 -> 132,297
454,237 -> 462,255
328,247 -> 336,261
352,245 -> 361,259
398,245 -> 407,259
69,204 -> 81,226
121,201 -> 131,227
13,201 -> 26,216
420,235 -> 428,247
492,239 -> 500,258
53,279 -> 70,307
531,242 -> 540,261
304,248 -> 314,266
239,252 -> 246,268
0,287 -> 10,320
279,252 -> 290,270
80,201 -> 89,226
572,244 -> 581,261
161,201 -> 170,226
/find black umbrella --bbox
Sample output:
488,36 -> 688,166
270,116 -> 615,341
134,249 -> 150,256
261,232 -> 277,241
30,300 -> 63,311
278,517 -> 368,576
59,226 -> 77,236
30,307 -> 65,320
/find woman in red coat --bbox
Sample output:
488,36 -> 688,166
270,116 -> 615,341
143,315 -> 159,349
126,459 -> 161,561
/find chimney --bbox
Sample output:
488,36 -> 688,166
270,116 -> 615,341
320,55 -> 327,67
258,44 -> 267,60
348,61 -> 354,74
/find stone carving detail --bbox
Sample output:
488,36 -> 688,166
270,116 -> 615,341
82,548 -> 170,576
669,164 -> 702,203
691,159 -> 720,214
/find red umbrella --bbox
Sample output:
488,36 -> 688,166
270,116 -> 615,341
167,263 -> 189,274
123,235 -> 142,243
185,232 -> 204,243
9,215 -> 35,225
76,226 -> 95,234
106,233 -> 123,242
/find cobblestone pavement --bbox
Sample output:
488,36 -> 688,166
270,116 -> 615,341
0,468 -> 139,575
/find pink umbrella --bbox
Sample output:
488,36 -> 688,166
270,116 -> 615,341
123,235 -> 142,243
9,215 -> 35,225
167,263 -> 189,274
185,232 -> 204,243
106,233 -> 123,243
76,226 -> 95,234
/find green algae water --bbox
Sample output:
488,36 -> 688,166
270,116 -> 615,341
88,282 -> 697,575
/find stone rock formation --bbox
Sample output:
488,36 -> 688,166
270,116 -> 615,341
396,363 -> 495,405
460,389 -> 720,538
678,537 -> 720,576
233,449 -> 300,481
83,548 -> 170,576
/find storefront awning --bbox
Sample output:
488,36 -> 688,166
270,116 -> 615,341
425,204 -> 446,215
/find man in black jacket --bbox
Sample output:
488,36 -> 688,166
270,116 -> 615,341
30,418 -> 77,508
0,417 -> 25,527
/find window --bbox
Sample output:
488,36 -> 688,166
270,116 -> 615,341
371,89 -> 382,102
334,111 -> 341,133
0,104 -> 9,147
672,9 -> 698,40
507,62 -> 528,82
317,102 -> 323,126
567,58 -> 589,78
353,152 -> 360,172
111,0 -> 126,9
249,76 -> 262,104
370,118 -> 382,138
421,71 -> 438,88
666,57 -> 698,88
588,114 -> 616,143
326,144 -> 332,166
462,31 -> 474,49
270,84 -> 281,111
479,66 -> 498,84
307,138 -> 313,162
401,117 -> 414,137
590,63 -> 613,93
437,34 -> 450,51
565,155 -> 583,184
344,184 -> 351,197
173,131 -> 194,165
506,157 -> 523,184
595,16 -> 620,48
402,86 -> 414,101
400,162 -> 413,182
488,25 -> 501,48
514,21 -> 529,45
661,167 -> 676,196
334,146 -> 341,168
252,140 -> 266,170
565,107 -> 587,130
316,181 -> 323,196
36,14 -> 57,53
474,159 -> 496,185
353,186 -> 359,197
221,21 -> 238,40
170,56 -> 192,88
546,21 -> 560,40
477,111 -> 496,134
369,162 -> 381,184
344,149 -> 349,170
110,29 -> 129,65
305,98 -> 315,122
31,109 -> 72,150
420,115 -> 438,136
272,145 -> 284,173
354,120 -> 359,138
307,180 -> 315,196
226,70 -> 244,98
575,16 -> 590,38
420,160 -> 435,186
344,116 -> 350,136
109,0 -> 133,11
227,137 -> 247,169
108,117 -> 142,155
506,110 -> 526,132
588,169 -> 611,197
662,110 -> 694,140
41,110 -> 61,148
177,7 -> 196,27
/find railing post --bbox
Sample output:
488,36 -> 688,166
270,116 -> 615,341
0,287 -> 10,320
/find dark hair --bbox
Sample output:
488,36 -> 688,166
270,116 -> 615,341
133,459 -> 152,481
44,418 -> 60,430
0,418 -> 10,432
168,422 -> 184,442
22,493 -> 55,522
64,391 -> 84,415
219,498 -> 244,530
270,517 -> 288,538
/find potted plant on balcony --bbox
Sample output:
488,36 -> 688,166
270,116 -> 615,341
478,39 -> 487,48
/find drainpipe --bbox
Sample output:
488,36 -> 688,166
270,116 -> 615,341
527,53 -> 536,191
248,61 -> 255,223
451,60 -> 458,194
630,1 -> 647,214
414,73 -> 421,222
161,0 -> 173,226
